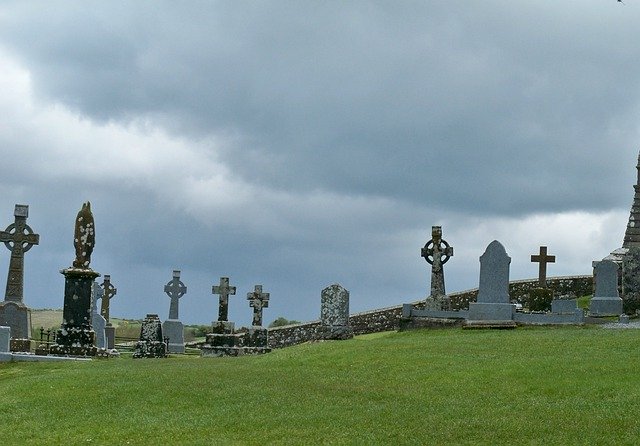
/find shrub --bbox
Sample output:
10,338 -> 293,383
527,288 -> 553,312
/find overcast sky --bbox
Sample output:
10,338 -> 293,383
0,1 -> 639,327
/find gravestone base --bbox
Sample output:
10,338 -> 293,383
589,297 -> 623,317
105,325 -> 115,349
132,341 -> 167,358
0,301 -> 32,340
466,302 -> 516,328
315,325 -> 354,340
424,296 -> 451,311
200,329 -> 271,357
133,314 -> 167,358
200,346 -> 271,357
245,327 -> 269,347
205,333 -> 243,348
10,338 -> 31,352
551,299 -> 578,314
49,327 -> 97,356
162,319 -> 185,354
398,316 -> 465,331
210,321 -> 235,334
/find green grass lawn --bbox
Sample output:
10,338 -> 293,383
1,326 -> 639,445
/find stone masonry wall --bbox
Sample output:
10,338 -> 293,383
267,275 -> 593,349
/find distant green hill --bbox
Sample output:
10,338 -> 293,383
1,327 -> 639,444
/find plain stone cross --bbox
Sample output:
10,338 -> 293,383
212,277 -> 236,322
247,285 -> 270,327
164,270 -> 187,320
0,205 -> 39,303
531,246 -> 555,287
100,275 -> 117,323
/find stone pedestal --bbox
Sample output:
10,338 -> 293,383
200,326 -> 271,357
467,302 -> 516,326
105,324 -> 116,349
162,319 -> 185,354
551,299 -> 578,314
0,301 -> 31,340
0,326 -> 10,352
133,314 -> 167,358
50,268 -> 99,356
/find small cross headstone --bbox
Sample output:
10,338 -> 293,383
0,204 -> 39,303
247,285 -> 270,327
531,246 -> 555,288
164,270 -> 187,320
212,277 -> 236,322
100,275 -> 117,323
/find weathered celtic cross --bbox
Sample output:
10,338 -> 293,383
531,246 -> 555,288
0,205 -> 39,303
247,285 -> 270,327
99,275 -> 117,323
421,226 -> 453,299
164,270 -> 187,320
212,277 -> 236,322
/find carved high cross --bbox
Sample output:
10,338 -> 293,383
247,285 -> 270,327
99,275 -> 117,323
0,205 -> 39,303
531,246 -> 555,288
212,277 -> 236,322
421,226 -> 453,299
164,270 -> 187,320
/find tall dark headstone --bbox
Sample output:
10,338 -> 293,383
590,260 -> 623,317
316,283 -> 354,340
0,204 -> 39,343
50,202 -> 99,356
133,314 -> 167,358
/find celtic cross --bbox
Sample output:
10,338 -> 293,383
164,270 -> 187,320
0,205 -> 39,303
421,226 -> 453,299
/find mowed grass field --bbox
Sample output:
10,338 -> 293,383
1,326 -> 639,445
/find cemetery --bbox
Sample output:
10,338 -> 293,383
2,153 -> 640,443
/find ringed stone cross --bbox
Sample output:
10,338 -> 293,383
0,205 -> 39,303
99,275 -> 117,323
212,277 -> 236,322
420,225 -> 453,298
247,285 -> 270,327
164,270 -> 187,320
531,246 -> 555,288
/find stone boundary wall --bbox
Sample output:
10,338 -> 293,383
267,275 -> 593,349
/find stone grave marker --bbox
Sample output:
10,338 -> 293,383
100,275 -> 117,349
0,204 -> 39,345
467,240 -> 516,327
0,326 -> 10,353
247,285 -> 270,327
316,283 -> 354,340
162,270 -> 187,353
421,226 -> 453,310
590,260 -> 623,317
133,314 -> 167,358
212,277 -> 236,333
528,246 -> 556,311
49,202 -> 98,357
91,281 -> 107,350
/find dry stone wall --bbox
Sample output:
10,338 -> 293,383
267,275 -> 593,349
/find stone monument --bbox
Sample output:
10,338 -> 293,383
421,226 -> 453,310
247,285 -> 270,327
622,246 -> 640,314
467,240 -> 516,328
0,204 -> 39,348
316,283 -> 354,340
162,270 -> 187,353
100,275 -> 117,349
211,277 -> 236,334
590,260 -> 623,317
528,246 -> 556,311
91,281 -> 107,350
133,314 -> 167,358
50,202 -> 99,356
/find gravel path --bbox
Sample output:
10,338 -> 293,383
601,320 -> 640,329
